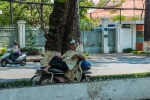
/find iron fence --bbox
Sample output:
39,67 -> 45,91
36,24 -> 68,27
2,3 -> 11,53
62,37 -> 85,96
25,26 -> 46,47
0,25 -> 18,47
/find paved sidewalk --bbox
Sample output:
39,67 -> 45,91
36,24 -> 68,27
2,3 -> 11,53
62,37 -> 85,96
26,55 -> 43,62
26,53 -> 148,62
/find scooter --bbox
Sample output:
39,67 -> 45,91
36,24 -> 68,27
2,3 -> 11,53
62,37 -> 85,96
0,49 -> 27,67
31,60 -> 92,85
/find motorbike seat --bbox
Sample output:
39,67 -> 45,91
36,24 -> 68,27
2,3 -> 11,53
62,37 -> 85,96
48,68 -> 64,73
19,54 -> 22,56
40,67 -> 64,73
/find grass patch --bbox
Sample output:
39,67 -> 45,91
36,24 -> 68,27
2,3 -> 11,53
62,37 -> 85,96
92,72 -> 150,81
1,72 -> 150,88
131,50 -> 148,54
0,80 -> 33,88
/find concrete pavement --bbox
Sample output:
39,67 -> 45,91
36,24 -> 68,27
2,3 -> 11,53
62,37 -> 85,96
1,53 -> 150,82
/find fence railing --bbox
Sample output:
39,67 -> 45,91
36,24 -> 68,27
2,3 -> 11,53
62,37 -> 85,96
0,25 -> 18,47
0,25 -> 46,48
25,27 -> 46,47
81,27 -> 116,53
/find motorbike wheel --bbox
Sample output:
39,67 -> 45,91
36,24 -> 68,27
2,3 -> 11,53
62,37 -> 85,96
20,59 -> 26,66
85,75 -> 93,82
81,75 -> 92,82
31,75 -> 39,85
1,60 -> 7,67
39,76 -> 56,85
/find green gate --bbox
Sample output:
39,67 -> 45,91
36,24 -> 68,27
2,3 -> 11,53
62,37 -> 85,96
0,26 -> 18,47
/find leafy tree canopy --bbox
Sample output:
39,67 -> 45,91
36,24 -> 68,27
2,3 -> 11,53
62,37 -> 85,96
0,0 -> 95,29
0,0 -> 53,25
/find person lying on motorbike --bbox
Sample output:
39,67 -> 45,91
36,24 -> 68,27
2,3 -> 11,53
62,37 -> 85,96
42,40 -> 85,73
9,42 -> 21,62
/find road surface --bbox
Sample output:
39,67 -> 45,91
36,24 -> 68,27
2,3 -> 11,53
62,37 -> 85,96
1,54 -> 150,82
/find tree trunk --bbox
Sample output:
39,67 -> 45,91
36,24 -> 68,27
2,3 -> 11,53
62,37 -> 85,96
44,0 -> 80,55
144,0 -> 150,41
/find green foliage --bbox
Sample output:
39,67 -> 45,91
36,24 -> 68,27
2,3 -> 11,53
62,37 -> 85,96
97,0 -> 107,7
112,15 -> 126,21
123,48 -> 147,54
122,48 -> 132,53
0,0 -> 93,27
84,53 -> 89,56
92,72 -> 150,81
57,0 -> 69,2
0,47 -> 7,56
79,0 -> 96,31
49,26 -> 56,30
79,0 -> 93,20
115,4 -> 121,7
20,47 -> 41,55
0,1 -> 53,25
131,16 -> 139,21
1,72 -> 150,88
0,80 -> 33,88
131,50 -> 148,54
80,20 -> 95,31
121,0 -> 125,3
109,10 -> 117,14
41,53 -> 44,57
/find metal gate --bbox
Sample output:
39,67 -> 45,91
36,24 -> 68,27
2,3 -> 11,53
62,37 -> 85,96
81,27 -> 116,53
25,27 -> 46,47
0,26 -> 18,47
81,28 -> 102,53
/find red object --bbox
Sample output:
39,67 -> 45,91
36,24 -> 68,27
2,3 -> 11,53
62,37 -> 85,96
136,43 -> 144,51
136,25 -> 144,31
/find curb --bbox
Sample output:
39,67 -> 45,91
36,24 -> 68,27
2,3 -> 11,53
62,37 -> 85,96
26,58 -> 41,62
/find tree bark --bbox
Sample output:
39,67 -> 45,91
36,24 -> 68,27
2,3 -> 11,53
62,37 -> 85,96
44,0 -> 80,55
144,0 -> 150,41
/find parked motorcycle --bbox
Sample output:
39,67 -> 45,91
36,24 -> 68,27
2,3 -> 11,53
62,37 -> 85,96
0,49 -> 27,67
31,60 -> 92,85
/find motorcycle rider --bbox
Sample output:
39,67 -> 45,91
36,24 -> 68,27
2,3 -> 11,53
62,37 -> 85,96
9,42 -> 21,62
42,40 -> 85,73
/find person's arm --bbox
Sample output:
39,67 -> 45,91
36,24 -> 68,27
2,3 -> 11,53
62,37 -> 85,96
57,51 -> 68,59
72,54 -> 85,60
77,54 -> 85,60
57,55 -> 65,59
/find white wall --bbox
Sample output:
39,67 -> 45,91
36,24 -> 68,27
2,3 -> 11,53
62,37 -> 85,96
0,77 -> 150,100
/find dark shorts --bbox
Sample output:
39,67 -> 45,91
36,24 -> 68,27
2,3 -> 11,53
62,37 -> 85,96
49,56 -> 68,71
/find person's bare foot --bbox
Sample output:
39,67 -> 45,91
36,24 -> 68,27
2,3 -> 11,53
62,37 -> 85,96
42,68 -> 48,73
42,65 -> 51,72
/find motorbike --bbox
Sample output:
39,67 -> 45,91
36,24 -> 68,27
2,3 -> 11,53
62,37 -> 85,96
0,49 -> 27,67
31,60 -> 92,85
